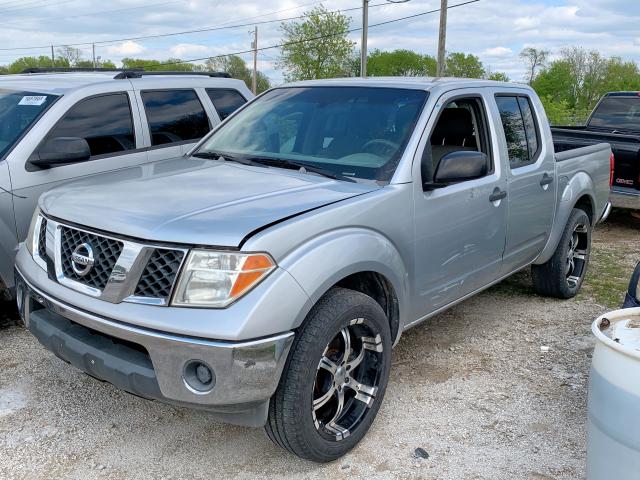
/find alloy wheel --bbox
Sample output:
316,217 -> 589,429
566,222 -> 589,288
311,318 -> 384,441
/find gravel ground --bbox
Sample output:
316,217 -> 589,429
1,211 -> 638,480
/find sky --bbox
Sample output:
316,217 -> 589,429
0,0 -> 638,83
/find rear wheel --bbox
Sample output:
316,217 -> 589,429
531,208 -> 591,299
265,288 -> 391,462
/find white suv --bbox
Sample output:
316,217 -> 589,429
0,68 -> 254,295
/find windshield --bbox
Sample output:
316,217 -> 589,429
588,96 -> 640,132
0,89 -> 58,159
197,86 -> 428,182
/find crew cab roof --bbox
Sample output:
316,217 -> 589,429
283,76 -> 524,91
0,71 -> 245,96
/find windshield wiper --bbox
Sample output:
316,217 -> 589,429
192,151 -> 267,168
247,156 -> 356,183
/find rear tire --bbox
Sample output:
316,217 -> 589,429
265,287 -> 392,462
531,208 -> 591,299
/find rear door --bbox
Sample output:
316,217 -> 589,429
494,93 -> 556,274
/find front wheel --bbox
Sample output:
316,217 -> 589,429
265,288 -> 392,462
531,208 -> 592,299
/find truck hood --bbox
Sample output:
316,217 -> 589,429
40,157 -> 379,247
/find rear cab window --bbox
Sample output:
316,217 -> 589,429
206,89 -> 247,120
495,95 -> 540,168
588,95 -> 640,131
141,89 -> 210,146
41,92 -> 135,159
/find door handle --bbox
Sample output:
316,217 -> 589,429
540,173 -> 554,186
489,188 -> 507,202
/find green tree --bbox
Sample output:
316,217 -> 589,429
519,47 -> 548,84
205,54 -> 271,93
445,52 -> 485,78
56,46 -> 84,66
486,71 -> 510,82
121,57 -> 196,71
367,49 -> 436,77
5,55 -> 69,73
532,47 -> 640,124
538,95 -> 574,125
278,5 -> 355,81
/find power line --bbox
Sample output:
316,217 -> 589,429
132,0 -> 480,68
0,0 -> 75,14
0,0 -> 188,29
0,0 -> 392,51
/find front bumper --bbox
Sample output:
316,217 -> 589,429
15,269 -> 294,427
611,187 -> 640,211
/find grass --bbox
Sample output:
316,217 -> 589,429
579,245 -> 635,309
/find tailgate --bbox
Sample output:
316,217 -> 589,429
612,146 -> 640,190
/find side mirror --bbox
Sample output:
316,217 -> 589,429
434,151 -> 488,184
30,137 -> 91,168
623,261 -> 640,308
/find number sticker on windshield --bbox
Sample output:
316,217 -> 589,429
18,95 -> 47,106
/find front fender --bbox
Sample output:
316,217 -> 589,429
279,227 -> 409,340
534,172 -> 595,265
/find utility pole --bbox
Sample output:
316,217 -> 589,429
51,45 -> 55,67
251,26 -> 258,94
92,43 -> 96,68
360,0 -> 369,77
436,0 -> 448,77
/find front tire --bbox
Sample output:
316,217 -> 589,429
265,288 -> 392,462
531,208 -> 591,299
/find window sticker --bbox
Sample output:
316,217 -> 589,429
19,95 -> 47,106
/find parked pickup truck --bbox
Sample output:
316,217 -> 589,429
0,68 -> 253,297
552,92 -> 640,213
15,78 -> 611,462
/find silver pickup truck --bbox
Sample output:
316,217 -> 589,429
15,78 -> 611,462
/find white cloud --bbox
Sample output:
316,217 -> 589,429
105,41 -> 146,56
169,43 -> 209,58
483,47 -> 513,57
0,0 -> 638,82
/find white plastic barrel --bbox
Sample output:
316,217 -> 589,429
588,307 -> 640,479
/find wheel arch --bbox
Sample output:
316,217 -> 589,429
280,228 -> 408,345
534,174 -> 596,266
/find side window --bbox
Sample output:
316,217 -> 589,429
141,90 -> 210,146
518,96 -> 539,160
495,95 -> 539,167
427,97 -> 490,179
45,93 -> 135,158
206,89 -> 247,120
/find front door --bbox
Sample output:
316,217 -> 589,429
494,94 -> 556,274
10,91 -> 149,241
412,91 -> 508,316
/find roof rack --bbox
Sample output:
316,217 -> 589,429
21,67 -> 143,74
115,71 -> 231,79
20,67 -> 231,80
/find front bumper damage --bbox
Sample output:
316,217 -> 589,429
15,269 -> 294,427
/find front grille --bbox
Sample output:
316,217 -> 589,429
38,218 -> 48,260
60,227 -> 123,290
134,249 -> 184,300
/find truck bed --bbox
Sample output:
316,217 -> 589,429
552,126 -> 640,193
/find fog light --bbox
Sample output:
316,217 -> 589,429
183,360 -> 215,393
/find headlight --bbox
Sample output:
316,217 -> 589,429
172,250 -> 275,307
25,208 -> 41,256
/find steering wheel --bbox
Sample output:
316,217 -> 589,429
362,139 -> 400,157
